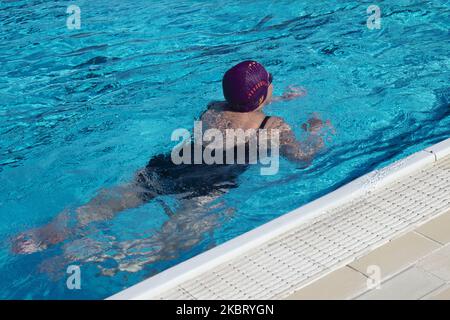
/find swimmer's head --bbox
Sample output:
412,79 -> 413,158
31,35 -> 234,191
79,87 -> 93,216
222,60 -> 273,112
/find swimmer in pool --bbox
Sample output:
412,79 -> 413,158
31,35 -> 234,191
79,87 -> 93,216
12,60 -> 330,255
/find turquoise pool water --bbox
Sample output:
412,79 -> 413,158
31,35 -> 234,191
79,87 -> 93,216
0,0 -> 449,299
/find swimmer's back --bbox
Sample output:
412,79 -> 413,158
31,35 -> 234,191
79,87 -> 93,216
200,102 -> 269,132
135,105 -> 277,200
200,102 -> 289,135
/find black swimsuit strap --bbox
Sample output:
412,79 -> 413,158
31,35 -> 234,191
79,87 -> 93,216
259,115 -> 271,129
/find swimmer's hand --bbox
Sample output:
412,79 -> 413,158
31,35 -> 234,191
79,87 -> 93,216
300,114 -> 335,157
281,85 -> 307,101
302,113 -> 334,135
270,86 -> 307,104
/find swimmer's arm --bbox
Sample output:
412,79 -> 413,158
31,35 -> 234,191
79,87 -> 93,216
267,117 -> 324,163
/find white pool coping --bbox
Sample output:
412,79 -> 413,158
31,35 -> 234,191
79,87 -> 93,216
108,137 -> 450,300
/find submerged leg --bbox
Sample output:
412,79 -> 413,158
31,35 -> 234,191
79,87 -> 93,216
95,191 -> 233,276
11,183 -> 150,255
11,210 -> 75,254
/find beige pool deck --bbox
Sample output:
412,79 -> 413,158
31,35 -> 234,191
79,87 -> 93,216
286,211 -> 450,300
109,138 -> 450,300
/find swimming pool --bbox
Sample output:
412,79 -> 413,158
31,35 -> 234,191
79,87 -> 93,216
0,0 -> 449,299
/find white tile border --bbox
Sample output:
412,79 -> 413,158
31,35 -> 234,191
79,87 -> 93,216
107,138 -> 450,300
425,138 -> 450,160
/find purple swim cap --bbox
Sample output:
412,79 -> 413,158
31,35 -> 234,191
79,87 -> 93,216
222,61 -> 272,112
